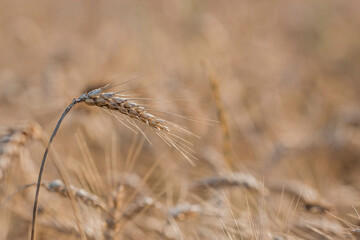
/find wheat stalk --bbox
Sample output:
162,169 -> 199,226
203,60 -> 233,169
31,83 -> 194,240
104,184 -> 125,240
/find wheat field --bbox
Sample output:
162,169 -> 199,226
1,0 -> 360,239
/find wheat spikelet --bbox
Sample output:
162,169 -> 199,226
43,179 -> 107,212
0,123 -> 42,181
192,173 -> 266,193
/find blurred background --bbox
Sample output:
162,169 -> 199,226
1,0 -> 360,239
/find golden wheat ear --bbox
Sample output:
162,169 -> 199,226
31,83 -> 197,240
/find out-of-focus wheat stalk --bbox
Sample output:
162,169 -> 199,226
104,183 -> 125,240
203,60 -> 233,169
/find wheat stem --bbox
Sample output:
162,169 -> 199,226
31,98 -> 80,240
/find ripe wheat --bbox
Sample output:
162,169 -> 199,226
31,84 -> 195,240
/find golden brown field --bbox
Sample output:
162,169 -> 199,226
1,0 -> 360,239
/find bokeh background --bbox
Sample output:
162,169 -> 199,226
1,0 -> 360,239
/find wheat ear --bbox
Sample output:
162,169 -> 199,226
81,91 -> 170,132
269,181 -> 332,213
43,179 -> 107,212
192,173 -> 266,194
31,84 -> 185,240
